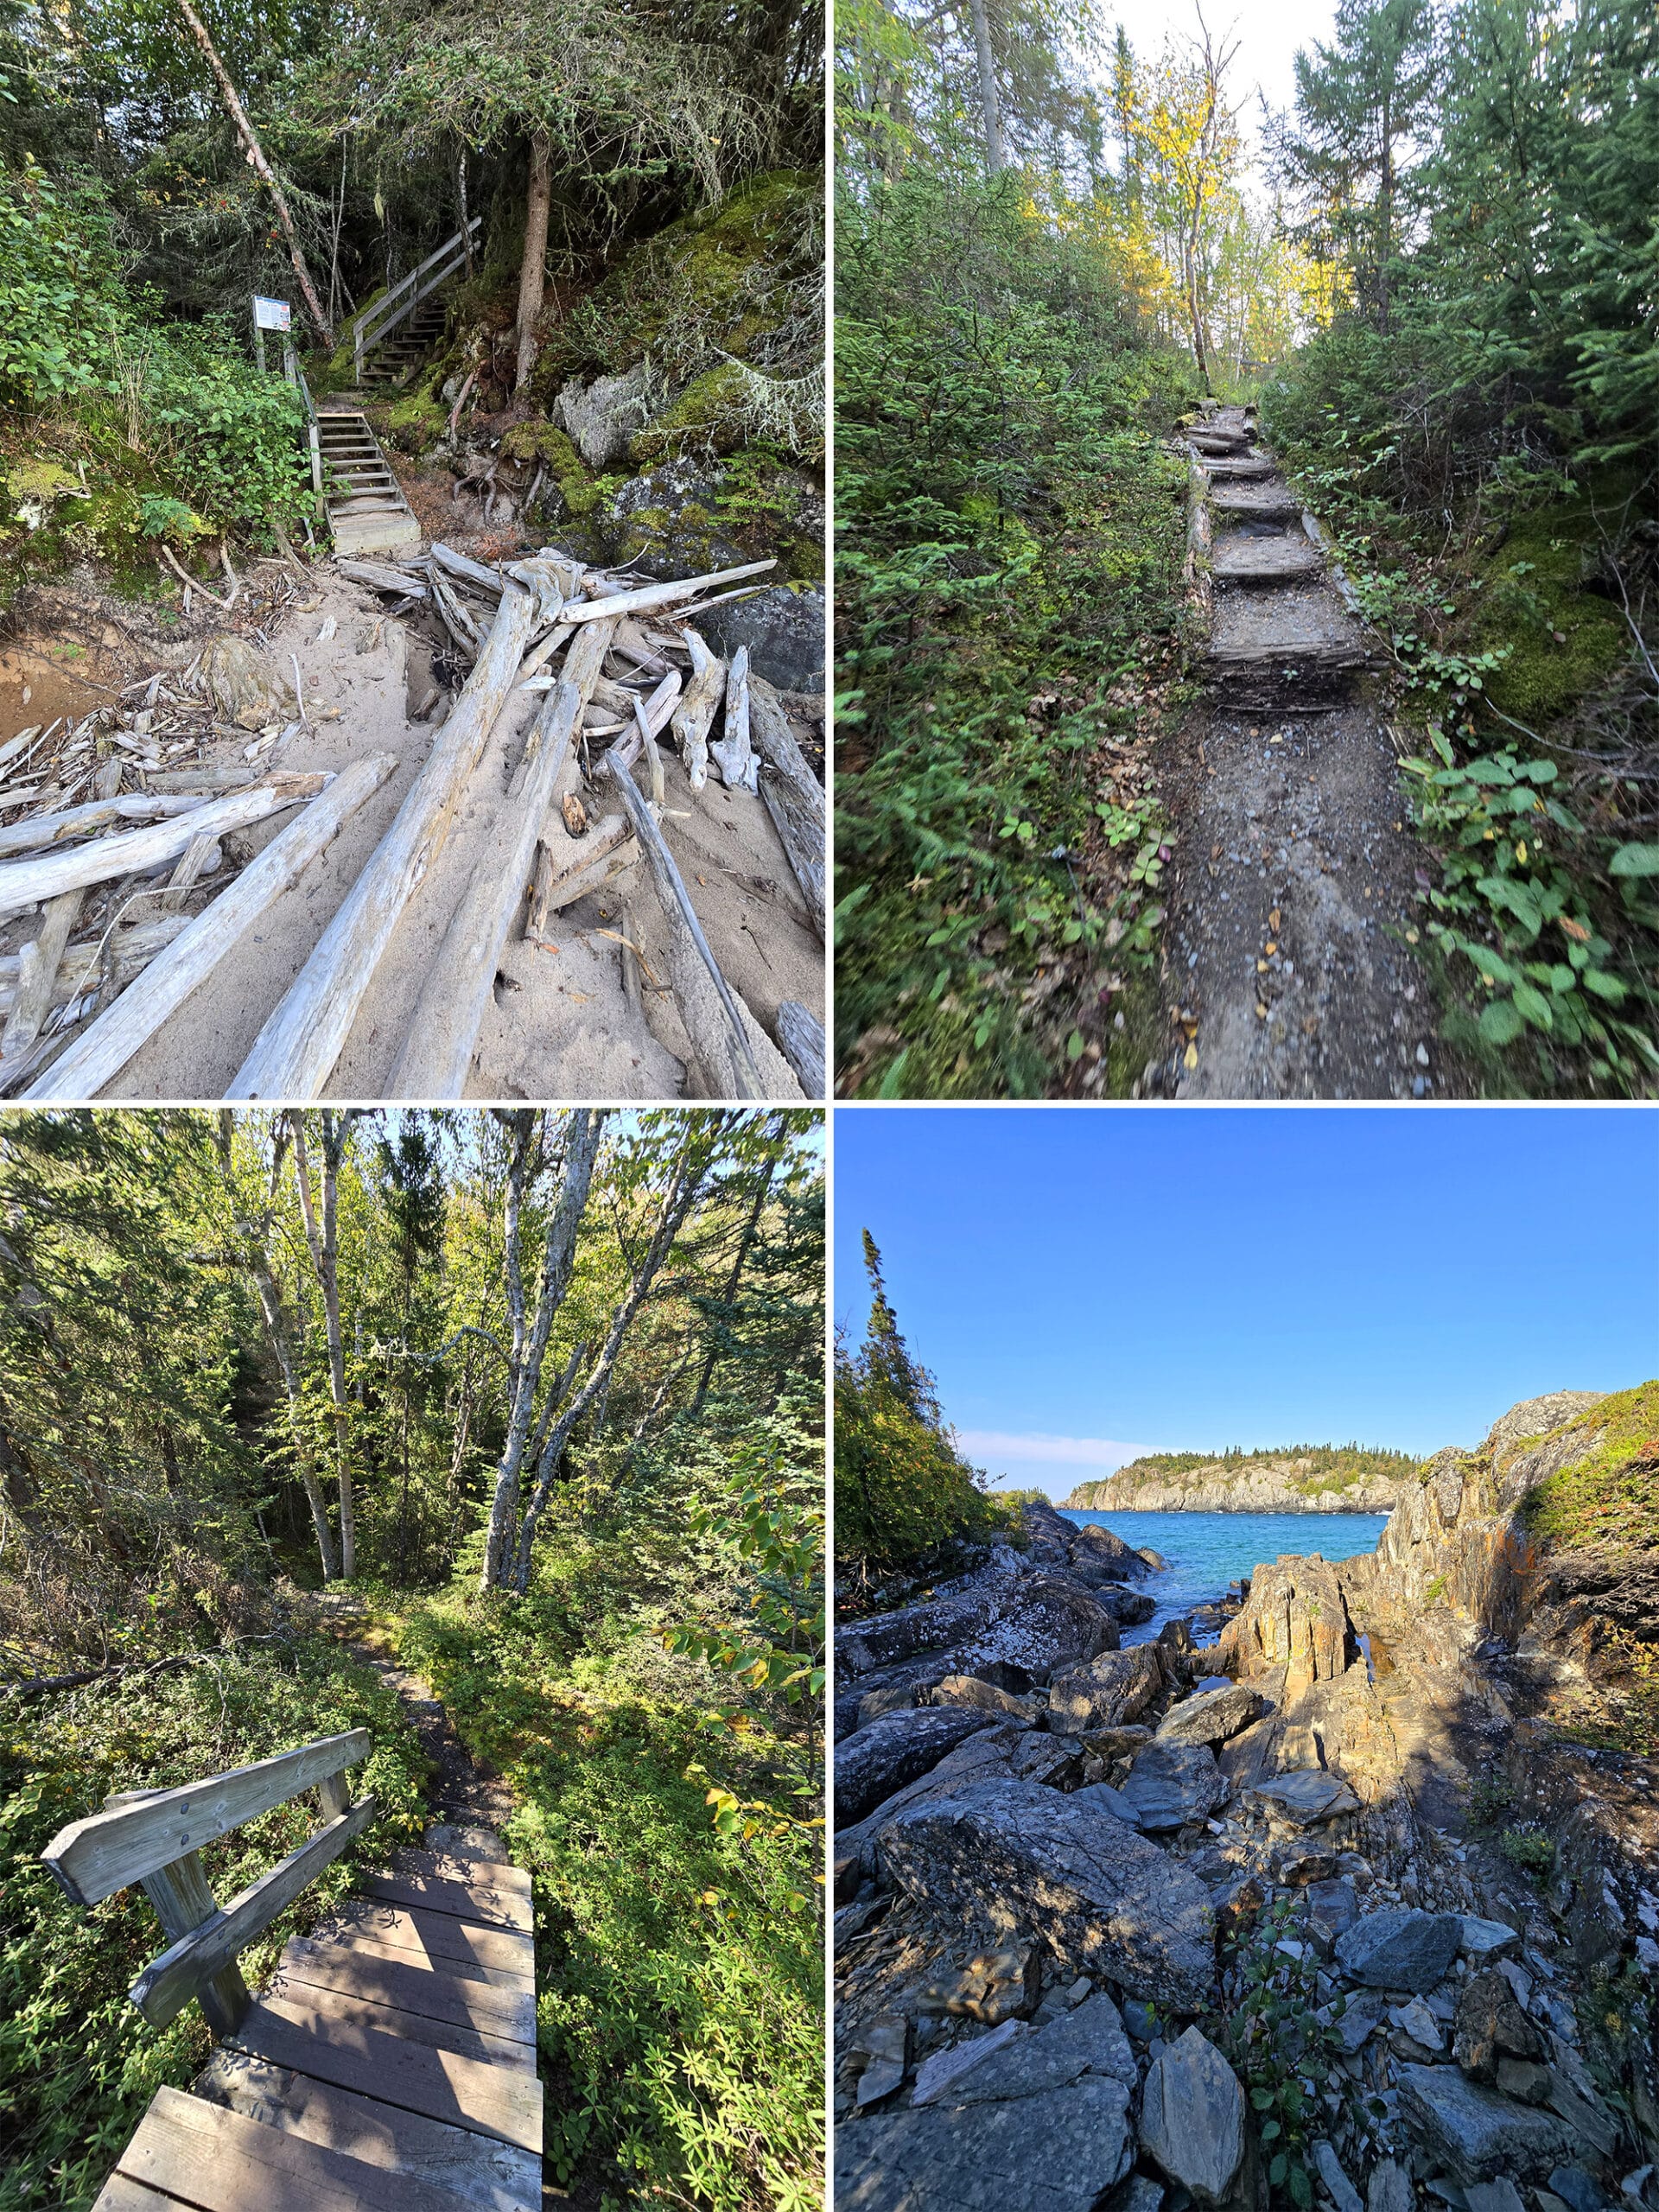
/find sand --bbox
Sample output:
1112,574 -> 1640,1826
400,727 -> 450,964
101,572 -> 824,1102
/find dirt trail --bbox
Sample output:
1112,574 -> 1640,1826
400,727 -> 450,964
1152,405 -> 1462,1100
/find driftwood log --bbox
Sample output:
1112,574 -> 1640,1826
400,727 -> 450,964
0,791 -> 213,861
228,583 -> 537,1098
604,747 -> 800,1100
28,753 -> 397,1102
0,774 -> 328,918
527,813 -> 634,934
750,677 -> 825,938
670,630 -> 724,791
709,645 -> 756,792
385,618 -> 619,1100
1,888 -> 85,1056
0,918 -> 189,1016
568,560 -> 776,628
776,999 -> 825,1096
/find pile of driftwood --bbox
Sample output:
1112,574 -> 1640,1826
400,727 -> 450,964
0,634 -> 392,1097
334,541 -> 825,1102
14,539 -> 823,1101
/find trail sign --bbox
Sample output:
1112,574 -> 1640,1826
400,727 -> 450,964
252,296 -> 291,332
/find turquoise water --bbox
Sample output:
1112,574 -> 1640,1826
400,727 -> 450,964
1059,1508 -> 1389,1645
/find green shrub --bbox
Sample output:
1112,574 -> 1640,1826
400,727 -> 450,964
0,1642 -> 427,2212
1499,1827 -> 1556,1872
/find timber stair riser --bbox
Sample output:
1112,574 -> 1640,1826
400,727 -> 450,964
318,409 -> 420,555
42,1732 -> 543,2212
1188,404 -> 1369,712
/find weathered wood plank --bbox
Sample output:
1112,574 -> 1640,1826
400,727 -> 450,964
193,2050 -> 540,2212
389,1848 -> 531,1897
326,1926 -> 532,1990
359,1869 -> 533,1933
131,1797 -> 377,2028
567,559 -> 776,626
91,2173 -> 171,2211
41,1729 -> 371,1904
776,1000 -> 824,1097
229,587 -> 536,1098
116,2086 -> 483,2212
277,1936 -> 536,2044
322,1900 -> 534,1982
259,1976 -> 534,2071
29,753 -> 397,1103
227,1999 -> 543,2151
140,1848 -> 251,2037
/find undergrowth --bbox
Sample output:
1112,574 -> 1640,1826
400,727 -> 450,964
382,1482 -> 823,2212
0,1639 -> 427,2212
834,173 -> 1198,1098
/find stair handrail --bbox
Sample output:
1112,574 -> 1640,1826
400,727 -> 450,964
354,215 -> 481,381
296,368 -> 323,501
40,1728 -> 376,2040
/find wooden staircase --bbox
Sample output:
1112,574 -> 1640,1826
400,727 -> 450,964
317,405 -> 421,556
361,298 -> 449,391
42,1738 -> 542,2212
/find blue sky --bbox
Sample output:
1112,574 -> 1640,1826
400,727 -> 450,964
835,1109 -> 1659,1497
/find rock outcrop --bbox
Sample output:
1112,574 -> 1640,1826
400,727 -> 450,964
1061,1450 -> 1407,1515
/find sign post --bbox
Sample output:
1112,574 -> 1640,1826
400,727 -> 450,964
251,295 -> 292,377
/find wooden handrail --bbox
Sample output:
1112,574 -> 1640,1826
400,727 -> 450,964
40,1729 -> 374,2039
353,217 -> 480,379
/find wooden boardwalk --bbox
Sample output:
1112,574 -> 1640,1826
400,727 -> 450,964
42,1738 -> 542,2212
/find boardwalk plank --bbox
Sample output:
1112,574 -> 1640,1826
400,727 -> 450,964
92,2177 -> 172,2211
194,2050 -> 539,2212
279,1936 -> 536,2044
227,1999 -> 542,2151
260,1973 -> 535,2070
322,1901 -> 534,1981
326,1926 -> 532,1990
361,1870 -> 532,1932
391,1848 -> 532,1896
113,2085 -> 483,2211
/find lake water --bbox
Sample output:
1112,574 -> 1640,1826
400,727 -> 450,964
1059,1508 -> 1390,1645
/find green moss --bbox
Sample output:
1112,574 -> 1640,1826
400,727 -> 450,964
381,380 -> 449,455
1516,1380 -> 1659,1555
629,361 -> 749,465
499,421 -> 604,517
1461,490 -> 1634,725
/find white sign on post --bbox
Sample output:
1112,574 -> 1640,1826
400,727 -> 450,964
252,296 -> 292,332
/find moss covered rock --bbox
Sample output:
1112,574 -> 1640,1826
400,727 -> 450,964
1462,491 -> 1634,726
596,453 -> 822,584
500,421 -> 604,519
629,362 -> 750,465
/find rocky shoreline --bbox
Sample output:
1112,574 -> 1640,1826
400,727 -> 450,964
836,1389 -> 1659,2212
1061,1455 -> 1404,1516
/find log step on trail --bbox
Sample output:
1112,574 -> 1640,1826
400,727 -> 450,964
1152,404 -> 1453,1104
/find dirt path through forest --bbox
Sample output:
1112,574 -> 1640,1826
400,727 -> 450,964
1150,406 -> 1465,1099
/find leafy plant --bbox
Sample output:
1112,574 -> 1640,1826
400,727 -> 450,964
1499,1827 -> 1557,1872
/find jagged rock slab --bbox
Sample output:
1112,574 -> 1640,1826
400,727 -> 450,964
875,1780 -> 1217,2010
929,1675 -> 1045,1725
1313,2141 -> 1363,2212
1120,1741 -> 1224,1832
1396,2063 -> 1575,2183
1069,1781 -> 1142,1827
838,1707 -> 997,1824
1454,1967 -> 1545,2081
1065,1520 -> 1155,1580
1218,1558 -> 1359,1688
953,1574 -> 1126,1679
1157,1686 -> 1272,1746
1245,1769 -> 1361,1827
1138,2026 -> 1246,2205
943,1993 -> 1140,2104
1048,1645 -> 1166,1735
1212,533 -> 1325,584
1337,1908 -> 1463,1992
837,2075 -> 1134,2212
836,1573 -> 1122,1689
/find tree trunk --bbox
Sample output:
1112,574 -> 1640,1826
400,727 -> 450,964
509,1120 -> 728,1592
214,1114 -> 337,1580
690,1153 -> 776,1417
966,0 -> 1005,175
290,1112 -> 356,1580
515,130 -> 552,391
172,0 -> 334,346
478,1109 -> 606,1592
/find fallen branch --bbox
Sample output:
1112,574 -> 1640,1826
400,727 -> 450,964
527,811 -> 635,932
0,774 -> 328,918
750,676 -> 825,938
776,999 -> 824,1096
29,753 -> 397,1102
158,541 -> 230,611
229,585 -> 536,1098
385,619 -> 619,1099
566,559 -> 777,627
0,792 -> 212,861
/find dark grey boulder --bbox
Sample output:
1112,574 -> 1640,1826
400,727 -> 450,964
836,1590 -> 995,1677
1156,1686 -> 1272,1746
1069,1781 -> 1142,1827
944,1992 -> 1139,2106
837,1707 -> 996,1825
875,1779 -> 1217,2010
1065,1518 -> 1154,1580
952,1573 -> 1123,1681
1120,1741 -> 1225,1832
836,2075 -> 1134,2212
699,586 -> 824,693
1138,2025 -> 1247,2204
1336,1908 -> 1464,1993
1396,2063 -> 1574,2183
1048,1646 -> 1166,1734
1246,1769 -> 1361,1827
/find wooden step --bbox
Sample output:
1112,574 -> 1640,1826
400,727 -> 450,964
323,1899 -> 535,1983
277,1936 -> 536,2046
391,1848 -> 531,1896
257,1976 -> 534,2072
1212,534 -> 1325,583
194,2050 -> 541,2212
360,1868 -> 533,1933
97,2084 -> 484,2212
227,1999 -> 542,2152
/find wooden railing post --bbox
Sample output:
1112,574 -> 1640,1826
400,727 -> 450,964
141,1851 -> 251,2037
